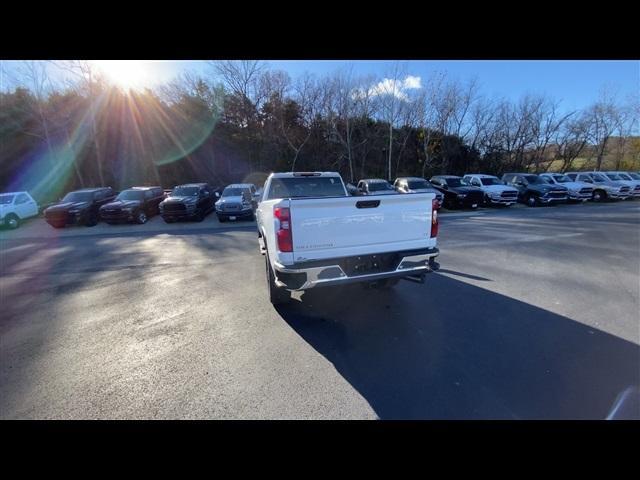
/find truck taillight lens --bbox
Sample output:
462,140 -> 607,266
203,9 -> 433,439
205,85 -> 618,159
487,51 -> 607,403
430,199 -> 438,238
274,206 -> 293,252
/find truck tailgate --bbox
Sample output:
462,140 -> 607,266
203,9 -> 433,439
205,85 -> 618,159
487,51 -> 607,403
289,193 -> 435,262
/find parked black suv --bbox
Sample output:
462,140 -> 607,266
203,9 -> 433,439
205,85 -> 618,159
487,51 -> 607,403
502,173 -> 569,207
429,175 -> 484,209
44,187 -> 116,228
99,186 -> 165,224
159,183 -> 216,222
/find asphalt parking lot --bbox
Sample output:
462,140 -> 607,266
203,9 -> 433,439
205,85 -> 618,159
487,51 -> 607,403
1,201 -> 639,419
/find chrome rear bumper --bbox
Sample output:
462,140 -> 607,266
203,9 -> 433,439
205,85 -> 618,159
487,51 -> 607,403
274,248 -> 439,291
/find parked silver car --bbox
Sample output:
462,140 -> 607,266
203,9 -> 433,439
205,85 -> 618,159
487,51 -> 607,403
565,172 -> 631,201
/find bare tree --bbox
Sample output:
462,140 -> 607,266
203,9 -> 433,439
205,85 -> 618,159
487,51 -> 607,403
394,95 -> 421,176
210,60 -> 266,101
5,61 -> 56,166
467,96 -> 497,157
554,113 -> 593,172
611,100 -> 638,169
348,74 -> 380,179
376,63 -> 408,180
277,73 -> 322,171
53,60 -> 108,185
586,89 -> 622,171
527,95 -> 575,172
432,76 -> 480,173
415,73 -> 445,177
323,66 -> 373,182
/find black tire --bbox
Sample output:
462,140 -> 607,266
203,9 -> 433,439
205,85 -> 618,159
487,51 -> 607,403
136,211 -> 148,224
484,194 -> 493,207
443,197 -> 454,210
194,210 -> 205,222
246,211 -> 255,221
5,213 -> 19,229
163,217 -> 174,223
85,213 -> 98,226
51,223 -> 65,229
218,216 -> 226,223
525,193 -> 538,207
592,189 -> 607,202
266,255 -> 290,305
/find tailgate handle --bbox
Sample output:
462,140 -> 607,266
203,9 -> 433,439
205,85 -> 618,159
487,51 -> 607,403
355,200 -> 380,209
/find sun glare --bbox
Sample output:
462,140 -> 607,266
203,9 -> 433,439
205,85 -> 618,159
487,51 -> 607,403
90,60 -> 153,91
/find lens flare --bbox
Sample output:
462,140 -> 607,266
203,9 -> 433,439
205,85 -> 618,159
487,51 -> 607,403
90,61 -> 153,91
6,81 -> 221,204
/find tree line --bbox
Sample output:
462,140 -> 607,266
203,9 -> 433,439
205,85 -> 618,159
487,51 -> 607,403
1,60 -> 638,204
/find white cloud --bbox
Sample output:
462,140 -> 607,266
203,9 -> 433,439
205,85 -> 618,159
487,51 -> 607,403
403,75 -> 422,89
353,75 -> 422,101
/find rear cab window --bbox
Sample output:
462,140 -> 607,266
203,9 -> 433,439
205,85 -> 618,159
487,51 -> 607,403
266,176 -> 347,200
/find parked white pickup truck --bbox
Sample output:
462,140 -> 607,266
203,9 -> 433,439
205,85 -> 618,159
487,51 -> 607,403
256,172 -> 440,305
0,191 -> 39,229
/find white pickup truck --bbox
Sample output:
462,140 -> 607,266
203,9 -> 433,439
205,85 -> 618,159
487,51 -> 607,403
256,172 -> 440,305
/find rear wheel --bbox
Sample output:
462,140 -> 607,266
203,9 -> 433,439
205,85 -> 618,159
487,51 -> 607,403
218,215 -> 226,223
5,214 -> 19,229
266,255 -> 291,305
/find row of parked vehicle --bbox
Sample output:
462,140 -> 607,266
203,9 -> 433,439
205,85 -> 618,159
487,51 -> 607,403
0,182 -> 262,229
1,170 -> 638,230
346,171 -> 640,209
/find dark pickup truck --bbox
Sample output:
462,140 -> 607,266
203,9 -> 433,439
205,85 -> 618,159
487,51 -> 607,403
502,173 -> 569,207
99,186 -> 165,224
159,183 -> 216,222
44,187 -> 116,228
429,175 -> 484,209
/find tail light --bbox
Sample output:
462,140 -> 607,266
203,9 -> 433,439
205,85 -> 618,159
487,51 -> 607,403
430,199 -> 438,238
274,206 -> 293,252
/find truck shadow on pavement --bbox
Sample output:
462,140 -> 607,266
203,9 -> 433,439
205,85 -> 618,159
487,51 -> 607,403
275,274 -> 639,419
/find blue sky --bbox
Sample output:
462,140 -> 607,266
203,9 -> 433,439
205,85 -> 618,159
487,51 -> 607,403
2,60 -> 638,113
192,60 -> 639,111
